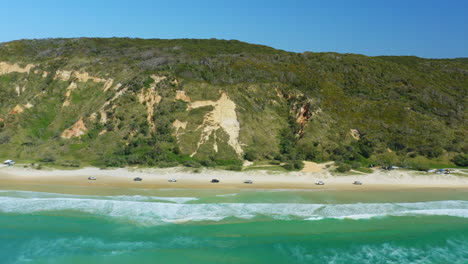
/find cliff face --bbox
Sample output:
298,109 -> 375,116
0,38 -> 466,168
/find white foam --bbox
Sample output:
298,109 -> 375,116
277,238 -> 468,264
15,236 -> 158,261
109,195 -> 198,203
215,193 -> 239,197
0,190 -> 198,204
1,193 -> 467,225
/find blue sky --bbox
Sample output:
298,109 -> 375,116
1,0 -> 467,58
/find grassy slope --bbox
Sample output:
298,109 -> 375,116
0,38 -> 466,169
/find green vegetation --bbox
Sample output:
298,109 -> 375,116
0,38 -> 466,170
451,154 -> 468,167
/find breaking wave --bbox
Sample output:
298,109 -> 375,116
0,191 -> 467,225
0,190 -> 198,204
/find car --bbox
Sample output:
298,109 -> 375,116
210,179 -> 220,183
133,177 -> 143,181
3,160 -> 15,166
244,180 -> 253,184
168,179 -> 177,182
315,180 -> 325,185
353,181 -> 363,185
88,176 -> 97,180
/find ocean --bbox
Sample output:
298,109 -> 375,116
0,186 -> 467,264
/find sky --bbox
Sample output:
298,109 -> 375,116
1,0 -> 467,58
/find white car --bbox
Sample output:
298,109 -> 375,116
88,176 -> 97,180
3,160 -> 15,166
315,181 -> 325,185
353,181 -> 363,185
168,179 -> 177,182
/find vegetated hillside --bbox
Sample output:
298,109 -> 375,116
0,38 -> 466,170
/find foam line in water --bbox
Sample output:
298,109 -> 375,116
0,195 -> 467,225
276,238 -> 468,264
0,190 -> 198,203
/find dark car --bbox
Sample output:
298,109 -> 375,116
133,177 -> 143,181
210,179 -> 220,183
353,181 -> 363,185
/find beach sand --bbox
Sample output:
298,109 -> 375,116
0,164 -> 467,192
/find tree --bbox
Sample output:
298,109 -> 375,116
244,150 -> 257,161
451,154 -> 468,167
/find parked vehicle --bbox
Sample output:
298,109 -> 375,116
210,179 -> 220,183
88,176 -> 97,180
315,180 -> 325,185
353,181 -> 363,185
133,177 -> 143,181
168,179 -> 177,182
3,160 -> 15,166
244,180 -> 253,184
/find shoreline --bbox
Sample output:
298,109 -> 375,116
1,165 -> 467,192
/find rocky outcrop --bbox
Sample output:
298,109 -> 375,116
61,118 -> 87,139
189,92 -> 243,157
175,90 -> 191,102
136,75 -> 166,130
62,82 -> 77,107
0,62 -> 35,75
9,105 -> 25,115
54,70 -> 114,90
138,86 -> 162,131
350,129 -> 361,140
294,101 -> 322,136
172,119 -> 187,134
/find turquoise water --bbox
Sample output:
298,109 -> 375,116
0,187 -> 467,263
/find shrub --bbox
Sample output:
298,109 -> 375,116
336,163 -> 351,173
292,160 -> 304,170
0,134 -> 11,144
244,150 -> 257,161
200,159 -> 216,167
282,160 -> 304,171
411,163 -> 429,171
104,156 -> 126,167
214,159 -> 243,167
451,154 -> 468,167
226,165 -> 242,171
40,155 -> 56,163
183,160 -> 201,168
351,162 -> 361,169
157,161 -> 179,168
283,163 -> 294,171
60,160 -> 80,167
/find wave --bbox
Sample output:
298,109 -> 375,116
0,192 -> 467,225
0,190 -> 198,204
215,193 -> 239,197
276,238 -> 468,264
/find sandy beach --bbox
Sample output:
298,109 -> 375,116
0,164 -> 467,191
